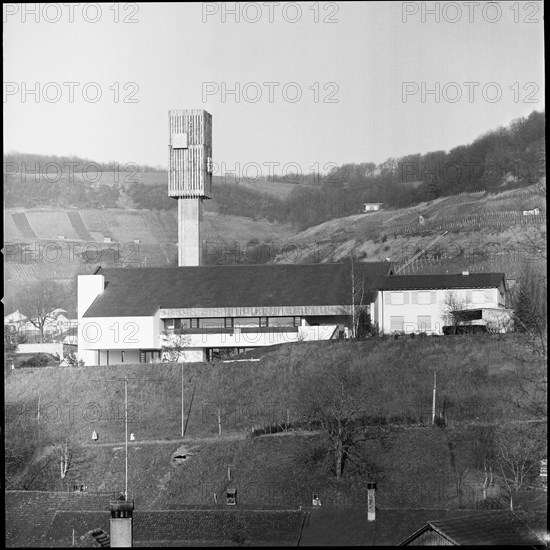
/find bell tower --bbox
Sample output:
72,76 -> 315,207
168,109 -> 213,266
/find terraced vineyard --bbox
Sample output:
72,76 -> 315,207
3,208 -> 293,281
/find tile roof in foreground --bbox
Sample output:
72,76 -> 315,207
398,510 -> 547,546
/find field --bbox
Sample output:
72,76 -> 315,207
5,334 -> 546,510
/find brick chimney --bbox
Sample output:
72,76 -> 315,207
110,498 -> 134,547
367,482 -> 376,522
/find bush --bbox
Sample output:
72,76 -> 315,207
21,354 -> 52,368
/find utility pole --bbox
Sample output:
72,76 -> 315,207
431,371 -> 437,425
92,377 -> 161,501
185,363 -> 188,437
124,379 -> 128,500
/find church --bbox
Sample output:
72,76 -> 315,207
77,110 -> 512,365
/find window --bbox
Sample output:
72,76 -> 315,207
391,292 -> 404,305
390,316 -> 404,332
418,291 -> 431,305
268,316 -> 295,327
224,317 -> 233,328
233,317 -> 259,328
417,315 -> 432,331
164,319 -> 175,330
121,351 -> 125,363
472,290 -> 492,304
199,318 -> 224,328
260,317 -> 268,328
190,318 -> 199,329
294,316 -> 301,327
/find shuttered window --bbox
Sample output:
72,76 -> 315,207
391,292 -> 404,305
417,315 -> 432,331
418,291 -> 431,305
390,316 -> 404,332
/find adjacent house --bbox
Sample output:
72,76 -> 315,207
398,510 -> 547,547
371,272 -> 512,335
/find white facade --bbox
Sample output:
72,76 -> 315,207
77,273 -> 341,365
372,286 -> 506,335
363,203 -> 383,212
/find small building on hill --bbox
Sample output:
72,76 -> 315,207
363,202 -> 383,213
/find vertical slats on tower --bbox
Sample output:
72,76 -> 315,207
168,109 -> 212,198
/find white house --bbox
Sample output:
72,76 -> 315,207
363,203 -> 383,213
78,262 -> 392,365
371,272 -> 512,335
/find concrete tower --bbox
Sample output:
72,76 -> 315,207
168,109 -> 213,266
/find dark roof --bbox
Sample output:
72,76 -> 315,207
378,273 -> 505,291
399,510 -> 547,546
46,510 -> 304,546
83,262 -> 392,317
5,491 -> 112,547
298,508 -> 475,546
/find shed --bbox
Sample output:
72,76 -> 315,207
363,203 -> 383,213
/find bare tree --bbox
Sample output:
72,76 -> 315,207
15,281 -> 66,343
492,424 -> 544,511
295,358 -> 384,480
350,257 -> 369,338
160,328 -> 191,362
441,291 -> 473,334
509,263 -> 547,356
53,439 -> 72,479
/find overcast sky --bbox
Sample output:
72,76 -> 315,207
3,1 -> 545,173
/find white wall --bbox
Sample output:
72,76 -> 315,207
17,343 -> 64,356
78,274 -> 105,318
79,315 -> 160,351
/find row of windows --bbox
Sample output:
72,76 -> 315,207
164,316 -> 302,330
390,315 -> 432,332
387,290 -> 494,306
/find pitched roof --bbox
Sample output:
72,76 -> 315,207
298,508 -> 475,546
378,273 -> 505,291
83,262 -> 392,318
399,510 -> 547,546
46,509 -> 305,546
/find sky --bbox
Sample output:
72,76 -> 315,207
3,1 -> 545,176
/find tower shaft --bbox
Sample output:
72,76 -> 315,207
178,198 -> 203,266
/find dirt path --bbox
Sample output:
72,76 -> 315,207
83,433 -> 246,448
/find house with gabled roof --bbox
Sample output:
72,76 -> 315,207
398,510 -> 547,547
371,272 -> 513,335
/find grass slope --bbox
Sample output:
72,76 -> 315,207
5,334 -> 546,509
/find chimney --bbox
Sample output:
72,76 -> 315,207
110,498 -> 134,547
367,482 -> 376,521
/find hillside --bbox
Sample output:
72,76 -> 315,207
5,335 -> 546,510
272,183 -> 546,279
